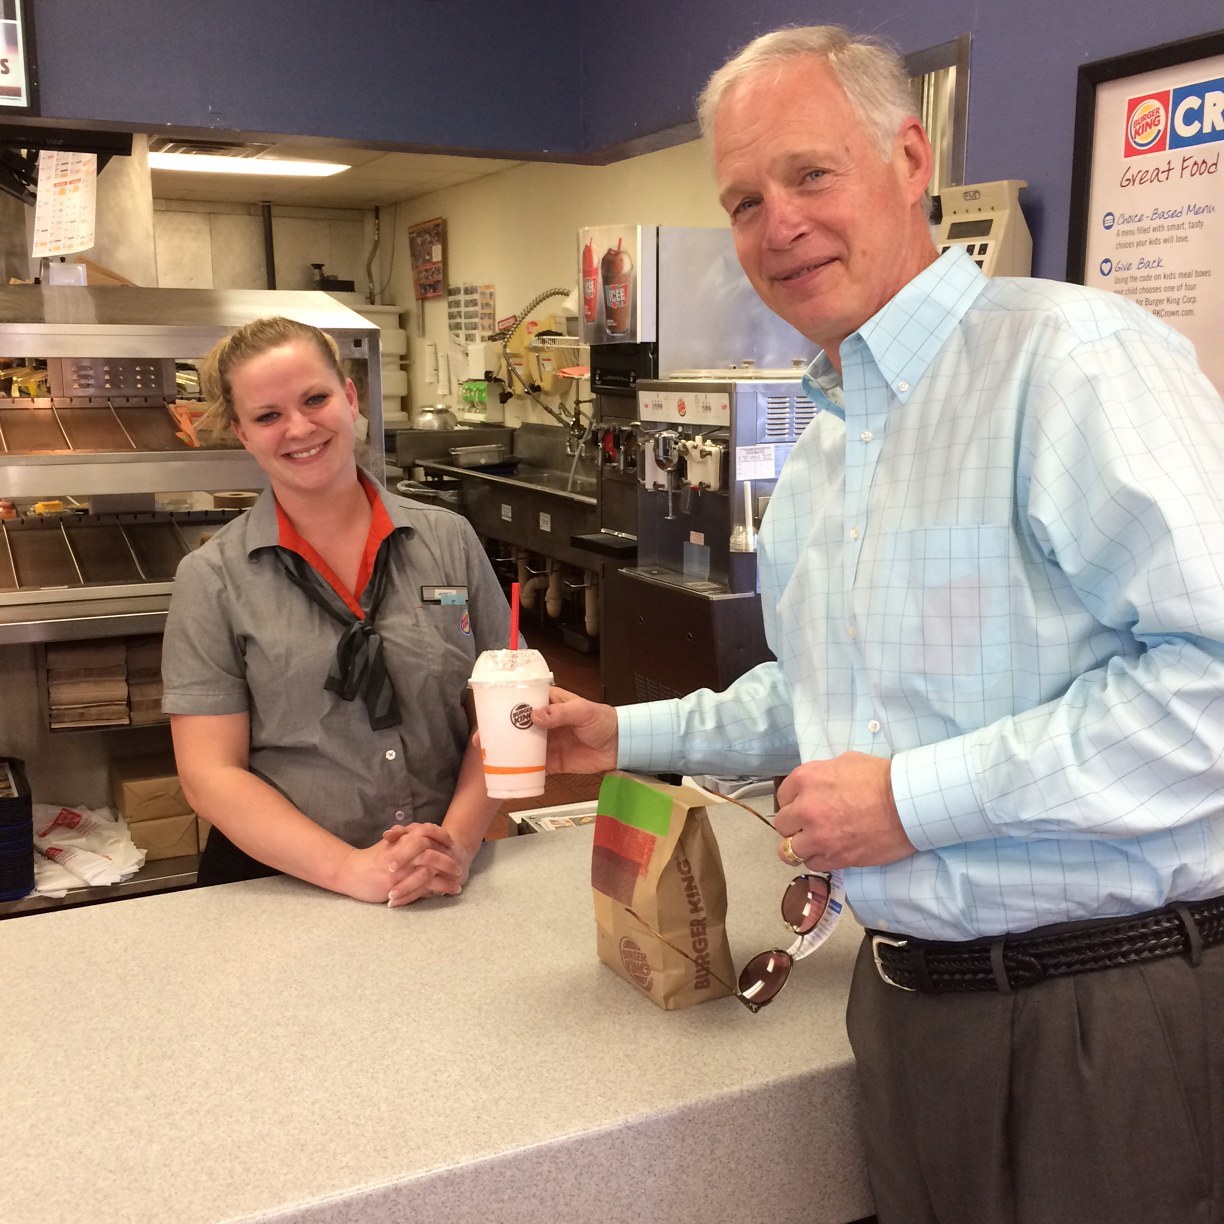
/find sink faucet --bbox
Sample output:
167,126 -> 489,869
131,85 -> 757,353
566,410 -> 588,455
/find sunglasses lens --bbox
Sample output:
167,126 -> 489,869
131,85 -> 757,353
738,949 -> 794,1007
782,873 -> 830,934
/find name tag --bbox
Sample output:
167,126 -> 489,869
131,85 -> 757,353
421,584 -> 469,606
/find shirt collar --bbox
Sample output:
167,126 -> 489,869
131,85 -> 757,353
801,247 -> 989,415
801,358 -> 845,418
244,472 -> 414,558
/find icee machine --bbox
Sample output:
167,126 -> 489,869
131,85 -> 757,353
601,368 -> 813,705
577,223 -> 814,704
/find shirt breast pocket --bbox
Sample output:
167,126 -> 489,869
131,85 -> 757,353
860,523 -> 1017,717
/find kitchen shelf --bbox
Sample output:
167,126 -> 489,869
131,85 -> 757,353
0,853 -> 198,918
0,446 -> 266,499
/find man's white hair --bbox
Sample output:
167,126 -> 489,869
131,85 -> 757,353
697,25 -> 917,162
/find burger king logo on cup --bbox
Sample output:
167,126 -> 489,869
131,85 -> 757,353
510,701 -> 534,730
1124,92 -> 1170,156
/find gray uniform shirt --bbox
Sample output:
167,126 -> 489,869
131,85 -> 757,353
162,484 -> 511,846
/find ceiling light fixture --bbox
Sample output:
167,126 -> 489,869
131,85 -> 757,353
147,152 -> 349,177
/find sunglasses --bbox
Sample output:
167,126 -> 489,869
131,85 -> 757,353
625,793 -> 844,1013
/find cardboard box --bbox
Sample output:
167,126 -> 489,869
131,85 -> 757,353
197,816 -> 212,853
109,754 -> 189,823
45,639 -> 126,671
125,634 -> 163,675
50,703 -> 129,729
128,812 -> 198,862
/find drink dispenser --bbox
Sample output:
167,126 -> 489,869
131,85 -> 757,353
632,373 -> 809,594
600,371 -> 813,705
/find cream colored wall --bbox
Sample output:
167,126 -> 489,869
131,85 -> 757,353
380,140 -> 728,426
1,138 -> 159,286
92,135 -> 159,286
153,200 -> 374,292
0,192 -> 31,283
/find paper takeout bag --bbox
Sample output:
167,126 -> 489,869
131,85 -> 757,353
591,772 -> 735,1010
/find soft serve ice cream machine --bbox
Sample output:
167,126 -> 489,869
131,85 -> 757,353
633,372 -> 811,592
601,371 -> 812,705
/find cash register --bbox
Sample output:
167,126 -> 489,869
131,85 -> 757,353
935,179 -> 1032,277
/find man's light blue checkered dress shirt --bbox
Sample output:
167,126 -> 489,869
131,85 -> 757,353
618,247 -> 1224,940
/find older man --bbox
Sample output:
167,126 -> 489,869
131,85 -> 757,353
536,25 -> 1224,1224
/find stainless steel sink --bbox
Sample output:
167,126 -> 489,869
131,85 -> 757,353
416,459 -> 597,503
512,465 -> 597,498
414,459 -> 600,568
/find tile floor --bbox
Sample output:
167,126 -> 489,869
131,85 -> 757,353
486,615 -> 604,839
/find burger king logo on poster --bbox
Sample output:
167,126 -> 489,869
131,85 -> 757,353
1123,77 -> 1224,158
1125,94 -> 1169,156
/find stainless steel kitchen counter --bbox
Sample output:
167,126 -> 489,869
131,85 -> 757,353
418,458 -> 598,504
0,800 -> 873,1224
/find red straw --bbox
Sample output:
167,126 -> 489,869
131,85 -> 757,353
509,581 -> 520,650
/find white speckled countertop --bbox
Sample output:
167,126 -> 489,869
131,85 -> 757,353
1,803 -> 873,1224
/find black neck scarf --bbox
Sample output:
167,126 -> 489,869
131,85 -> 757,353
273,539 -> 403,731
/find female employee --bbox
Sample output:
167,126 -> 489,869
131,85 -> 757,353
162,316 -> 510,905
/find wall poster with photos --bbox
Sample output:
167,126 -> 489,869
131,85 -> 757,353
407,217 -> 447,301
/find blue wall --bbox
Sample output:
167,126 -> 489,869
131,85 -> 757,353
577,1 -> 1223,278
28,0 -> 584,155
21,0 -> 1224,279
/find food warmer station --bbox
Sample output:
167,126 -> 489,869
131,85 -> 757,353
0,285 -> 383,646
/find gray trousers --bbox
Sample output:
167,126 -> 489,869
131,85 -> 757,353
846,933 -> 1224,1224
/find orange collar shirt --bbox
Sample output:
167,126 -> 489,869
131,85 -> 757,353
162,479 -> 511,843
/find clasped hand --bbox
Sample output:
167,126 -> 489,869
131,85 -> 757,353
772,752 -> 917,871
343,823 -> 474,907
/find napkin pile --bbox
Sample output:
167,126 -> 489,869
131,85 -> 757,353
32,803 -> 146,896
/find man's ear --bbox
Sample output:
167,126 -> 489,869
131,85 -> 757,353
896,117 -> 934,205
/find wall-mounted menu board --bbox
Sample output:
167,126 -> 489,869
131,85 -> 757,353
1,0 -> 37,115
1068,30 -> 1224,396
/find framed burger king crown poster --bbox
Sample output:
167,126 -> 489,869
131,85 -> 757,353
1,0 -> 38,115
1067,29 -> 1224,397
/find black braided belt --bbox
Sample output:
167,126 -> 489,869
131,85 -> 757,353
868,896 -> 1224,993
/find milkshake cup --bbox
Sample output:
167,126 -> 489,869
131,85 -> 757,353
469,648 -> 553,798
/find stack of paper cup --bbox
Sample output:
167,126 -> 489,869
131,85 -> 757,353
469,649 -> 554,798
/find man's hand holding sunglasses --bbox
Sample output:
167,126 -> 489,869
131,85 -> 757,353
773,752 -> 917,871
532,688 -> 619,775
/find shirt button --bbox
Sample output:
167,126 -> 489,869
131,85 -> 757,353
867,720 -> 881,733
897,380 -> 910,393
385,749 -> 397,761
846,625 -> 856,638
394,809 -> 405,821
849,526 -> 860,540
860,430 -> 873,442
